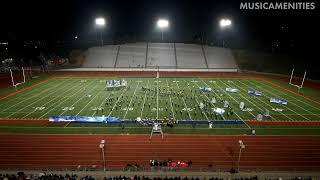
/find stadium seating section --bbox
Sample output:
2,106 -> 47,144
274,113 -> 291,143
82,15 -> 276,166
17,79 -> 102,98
82,43 -> 238,70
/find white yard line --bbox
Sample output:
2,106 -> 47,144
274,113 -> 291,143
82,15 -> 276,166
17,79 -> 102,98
245,80 -> 310,120
230,80 -> 276,120
192,79 -> 226,120
174,78 -> 192,120
165,79 -> 176,120
91,90 -> 113,116
184,80 -> 209,120
5,80 -> 72,118
140,80 -> 150,118
21,80 -> 88,119
1,79 -> 67,113
22,90 -> 73,119
60,81 -> 100,116
123,82 -> 140,119
237,80 -> 295,121
156,79 -> 159,119
254,80 -> 320,118
39,80 -> 96,118
0,79 -> 57,109
218,80 -> 257,118
64,121 -> 72,128
107,83 -> 131,117
199,78 -> 251,129
75,82 -> 107,116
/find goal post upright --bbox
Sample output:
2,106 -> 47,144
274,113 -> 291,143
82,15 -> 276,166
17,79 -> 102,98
9,68 -> 15,87
289,68 -> 294,85
289,68 -> 307,92
22,67 -> 26,83
300,70 -> 307,89
9,67 -> 26,89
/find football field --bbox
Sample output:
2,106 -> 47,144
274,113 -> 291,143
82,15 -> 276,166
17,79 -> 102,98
0,76 -> 319,123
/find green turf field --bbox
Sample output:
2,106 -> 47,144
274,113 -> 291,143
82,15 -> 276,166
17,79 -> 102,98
0,76 -> 320,134
0,77 -> 320,121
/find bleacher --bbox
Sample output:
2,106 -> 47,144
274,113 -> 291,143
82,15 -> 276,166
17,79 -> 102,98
116,43 -> 146,68
83,46 -> 118,68
204,46 -> 237,69
175,43 -> 207,68
81,43 -> 238,71
147,43 -> 176,68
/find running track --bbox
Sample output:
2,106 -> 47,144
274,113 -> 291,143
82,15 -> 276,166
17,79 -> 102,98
0,134 -> 320,171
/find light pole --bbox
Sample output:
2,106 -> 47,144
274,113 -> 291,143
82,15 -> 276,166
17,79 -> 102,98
219,18 -> 232,47
95,17 -> 106,46
99,139 -> 106,171
157,19 -> 169,41
237,140 -> 245,172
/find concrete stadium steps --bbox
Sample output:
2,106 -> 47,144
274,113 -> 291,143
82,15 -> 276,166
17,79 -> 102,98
204,46 -> 237,69
175,43 -> 207,68
147,43 -> 176,68
81,43 -> 238,70
116,43 -> 146,68
83,46 -> 118,68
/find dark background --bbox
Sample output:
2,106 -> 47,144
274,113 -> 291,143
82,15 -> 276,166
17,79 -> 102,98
0,0 -> 318,78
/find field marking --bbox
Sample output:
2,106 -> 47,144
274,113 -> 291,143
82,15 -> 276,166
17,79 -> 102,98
199,78 -> 251,129
0,79 -> 66,113
64,121 -> 72,128
224,80 -> 276,121
174,78 -> 192,120
262,78 -> 320,105
157,78 -> 159,119
60,80 -> 100,116
21,81 -> 89,119
192,80 -> 226,120
228,80 -> 276,120
123,81 -> 141,119
165,79 -> 176,120
184,80 -> 209,120
237,80 -> 294,121
107,81 -> 132,118
215,80 -> 252,129
39,80 -> 97,118
91,90 -> 113,116
218,80 -> 257,119
254,80 -> 320,118
0,79 -> 57,109
246,80 -> 309,121
75,82 -> 107,116
140,80 -> 150,118
5,80 -> 72,118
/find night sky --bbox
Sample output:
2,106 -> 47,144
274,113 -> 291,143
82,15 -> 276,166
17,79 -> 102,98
0,0 -> 318,47
0,0 -> 318,78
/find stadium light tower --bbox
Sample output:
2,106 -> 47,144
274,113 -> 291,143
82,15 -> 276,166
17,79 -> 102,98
219,18 -> 232,47
157,19 -> 169,41
95,17 -> 106,46
237,140 -> 245,172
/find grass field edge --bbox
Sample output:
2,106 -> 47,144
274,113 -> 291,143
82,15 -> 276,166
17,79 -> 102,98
0,77 -> 55,101
261,78 -> 320,105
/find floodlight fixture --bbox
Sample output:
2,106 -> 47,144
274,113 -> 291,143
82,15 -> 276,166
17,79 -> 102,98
157,19 -> 169,29
157,19 -> 169,41
95,17 -> 106,26
219,18 -> 232,28
220,18 -> 232,27
95,17 -> 106,46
